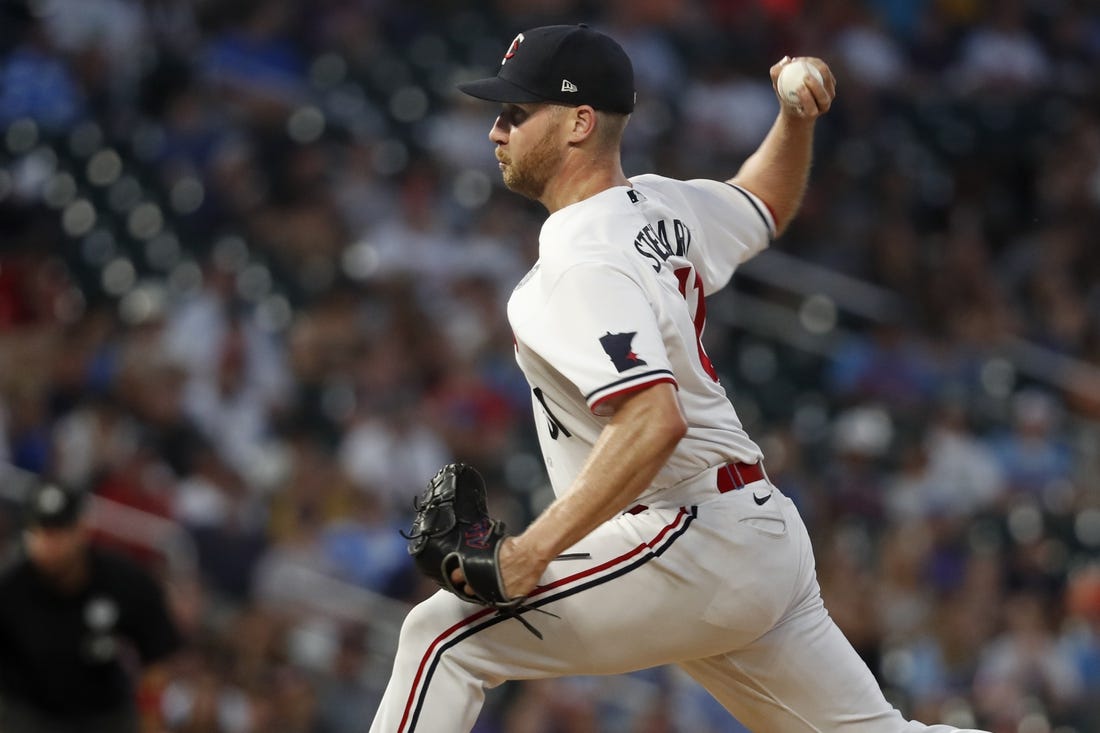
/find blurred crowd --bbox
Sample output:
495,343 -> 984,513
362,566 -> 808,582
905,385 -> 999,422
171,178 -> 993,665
1,0 -> 1099,731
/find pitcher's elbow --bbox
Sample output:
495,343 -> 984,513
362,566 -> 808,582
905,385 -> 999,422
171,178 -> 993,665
660,412 -> 688,450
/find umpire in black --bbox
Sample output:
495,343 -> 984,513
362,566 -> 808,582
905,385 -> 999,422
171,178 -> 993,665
0,478 -> 182,732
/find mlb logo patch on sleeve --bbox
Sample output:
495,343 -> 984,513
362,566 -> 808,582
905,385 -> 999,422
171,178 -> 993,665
600,331 -> 647,372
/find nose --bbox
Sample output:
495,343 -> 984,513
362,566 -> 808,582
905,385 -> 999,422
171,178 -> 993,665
489,116 -> 508,144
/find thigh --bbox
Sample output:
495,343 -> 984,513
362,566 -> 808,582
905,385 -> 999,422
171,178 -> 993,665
381,494 -> 822,733
412,492 -> 819,680
399,504 -> 777,684
680,590 -> 919,732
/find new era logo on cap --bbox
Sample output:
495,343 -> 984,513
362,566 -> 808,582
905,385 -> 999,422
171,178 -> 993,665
459,24 -> 635,114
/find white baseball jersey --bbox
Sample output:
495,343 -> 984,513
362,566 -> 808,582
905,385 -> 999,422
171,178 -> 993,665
507,174 -> 775,505
373,175 -> 991,733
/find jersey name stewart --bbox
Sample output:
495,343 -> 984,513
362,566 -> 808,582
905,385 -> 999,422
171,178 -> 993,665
508,174 -> 777,505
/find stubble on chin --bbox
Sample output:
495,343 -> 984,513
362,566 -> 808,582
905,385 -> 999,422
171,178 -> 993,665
500,130 -> 563,201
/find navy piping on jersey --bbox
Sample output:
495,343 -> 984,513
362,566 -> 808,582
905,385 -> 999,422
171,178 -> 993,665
398,507 -> 698,733
584,368 -> 676,403
722,182 -> 773,238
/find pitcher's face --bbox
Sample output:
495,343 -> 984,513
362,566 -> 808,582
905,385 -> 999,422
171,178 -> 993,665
490,103 -> 567,201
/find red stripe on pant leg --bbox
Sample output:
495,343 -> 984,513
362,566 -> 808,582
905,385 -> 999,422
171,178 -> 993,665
396,605 -> 496,733
529,507 -> 690,597
396,507 -> 691,733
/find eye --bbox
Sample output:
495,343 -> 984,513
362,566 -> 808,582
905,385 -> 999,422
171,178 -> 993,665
501,105 -> 531,127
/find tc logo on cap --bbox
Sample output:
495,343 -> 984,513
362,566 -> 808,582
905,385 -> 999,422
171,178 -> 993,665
460,24 -> 636,114
501,33 -> 524,65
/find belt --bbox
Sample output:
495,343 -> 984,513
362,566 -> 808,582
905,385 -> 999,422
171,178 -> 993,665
715,460 -> 765,493
626,461 -> 765,515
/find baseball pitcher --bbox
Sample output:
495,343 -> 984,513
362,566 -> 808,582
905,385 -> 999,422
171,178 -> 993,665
371,24 -> 990,733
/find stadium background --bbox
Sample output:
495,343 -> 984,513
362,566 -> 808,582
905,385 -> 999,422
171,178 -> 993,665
1,0 -> 1099,730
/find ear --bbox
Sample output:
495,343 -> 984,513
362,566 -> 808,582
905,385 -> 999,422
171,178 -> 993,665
566,105 -> 598,144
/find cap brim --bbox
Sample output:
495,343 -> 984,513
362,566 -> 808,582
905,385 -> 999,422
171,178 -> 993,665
457,76 -> 547,104
30,514 -> 81,529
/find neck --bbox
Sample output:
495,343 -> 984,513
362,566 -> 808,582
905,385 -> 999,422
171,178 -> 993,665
539,150 -> 630,213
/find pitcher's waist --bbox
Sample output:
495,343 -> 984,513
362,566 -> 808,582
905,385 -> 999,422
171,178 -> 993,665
626,461 -> 766,515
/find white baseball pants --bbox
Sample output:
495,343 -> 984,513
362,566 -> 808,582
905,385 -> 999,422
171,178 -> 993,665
370,476 -> 988,732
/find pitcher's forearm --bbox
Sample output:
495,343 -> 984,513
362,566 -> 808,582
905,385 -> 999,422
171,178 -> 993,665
518,383 -> 686,562
729,113 -> 816,236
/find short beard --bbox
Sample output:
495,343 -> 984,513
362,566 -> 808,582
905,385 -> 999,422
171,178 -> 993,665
501,123 -> 564,201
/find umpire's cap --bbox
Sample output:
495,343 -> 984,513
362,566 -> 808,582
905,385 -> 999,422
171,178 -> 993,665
24,480 -> 87,528
458,24 -> 635,114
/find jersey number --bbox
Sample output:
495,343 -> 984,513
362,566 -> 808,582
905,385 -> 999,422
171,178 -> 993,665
533,387 -> 571,440
674,266 -> 719,382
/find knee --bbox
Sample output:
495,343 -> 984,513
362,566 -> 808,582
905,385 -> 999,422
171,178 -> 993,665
393,593 -> 498,680
395,592 -> 468,658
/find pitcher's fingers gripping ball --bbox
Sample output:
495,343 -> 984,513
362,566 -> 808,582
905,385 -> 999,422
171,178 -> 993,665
403,463 -> 553,638
773,56 -> 835,117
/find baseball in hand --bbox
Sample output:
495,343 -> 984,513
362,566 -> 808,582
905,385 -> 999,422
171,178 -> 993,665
777,59 -> 824,107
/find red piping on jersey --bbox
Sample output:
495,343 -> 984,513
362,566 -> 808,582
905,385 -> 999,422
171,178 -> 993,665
723,181 -> 777,236
396,507 -> 693,733
590,376 -> 677,415
759,198 -> 777,227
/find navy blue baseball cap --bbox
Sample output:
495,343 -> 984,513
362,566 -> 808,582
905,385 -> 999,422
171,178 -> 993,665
24,481 -> 86,528
458,24 -> 635,114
